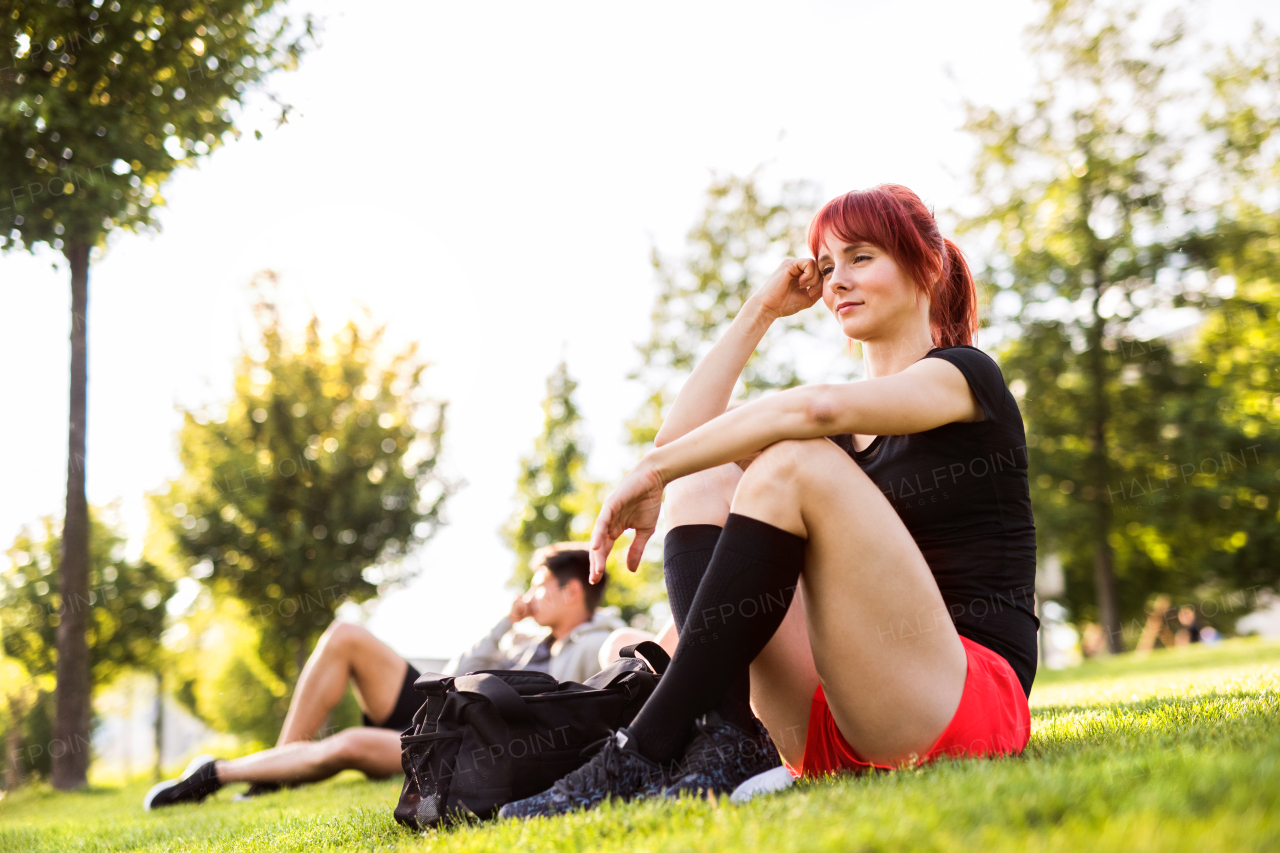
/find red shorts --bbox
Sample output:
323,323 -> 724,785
791,637 -> 1030,778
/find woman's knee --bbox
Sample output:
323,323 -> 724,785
745,438 -> 849,487
732,439 -> 843,531
737,439 -> 815,495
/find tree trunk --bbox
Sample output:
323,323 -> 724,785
153,672 -> 164,781
1086,289 -> 1123,653
1092,541 -> 1121,651
52,240 -> 92,790
4,694 -> 25,791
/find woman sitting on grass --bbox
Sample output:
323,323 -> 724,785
502,184 -> 1038,817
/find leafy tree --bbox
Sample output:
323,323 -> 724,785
151,286 -> 452,697
599,548 -> 668,630
0,505 -> 173,780
999,315 -> 1234,639
1032,284 -> 1279,644
957,0 -> 1280,648
1159,25 -> 1280,624
1143,265 -> 1280,627
1,506 -> 172,694
160,591 -> 360,748
628,170 -> 835,448
1,655 -> 41,788
505,362 -> 664,625
0,0 -> 312,789
1200,23 -> 1280,210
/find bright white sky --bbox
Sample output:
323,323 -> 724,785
2,0 -> 1275,658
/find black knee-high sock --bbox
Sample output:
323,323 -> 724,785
663,524 -> 722,630
631,513 -> 805,764
662,525 -> 754,732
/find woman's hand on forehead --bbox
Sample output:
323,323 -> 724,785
751,258 -> 824,320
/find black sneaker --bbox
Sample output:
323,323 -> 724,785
498,729 -> 669,819
143,755 -> 223,810
663,712 -> 782,800
231,781 -> 283,802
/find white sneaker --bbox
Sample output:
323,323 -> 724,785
729,765 -> 795,803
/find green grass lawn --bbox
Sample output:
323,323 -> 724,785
3,637 -> 1278,852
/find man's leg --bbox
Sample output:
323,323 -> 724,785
145,623 -> 414,807
277,622 -> 409,745
143,714 -> 405,809
215,728 -> 403,785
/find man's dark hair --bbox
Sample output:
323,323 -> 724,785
535,543 -> 606,614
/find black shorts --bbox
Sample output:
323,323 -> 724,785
361,661 -> 422,732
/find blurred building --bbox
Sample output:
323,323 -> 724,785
92,673 -> 223,782
1237,591 -> 1280,638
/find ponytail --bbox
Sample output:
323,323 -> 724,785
932,238 -> 979,348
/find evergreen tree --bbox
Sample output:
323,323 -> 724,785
505,361 -> 602,589
506,362 -> 664,624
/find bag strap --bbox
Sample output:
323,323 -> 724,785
619,641 -> 670,674
453,673 -> 532,721
413,672 -> 454,693
407,672 -> 454,734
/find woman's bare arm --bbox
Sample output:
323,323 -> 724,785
652,301 -> 773,447
588,355 -> 982,578
653,259 -> 824,447
647,358 -> 983,486
588,357 -> 982,577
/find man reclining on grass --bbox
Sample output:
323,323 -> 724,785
144,543 -> 624,809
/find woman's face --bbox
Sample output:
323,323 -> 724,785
817,235 -> 924,342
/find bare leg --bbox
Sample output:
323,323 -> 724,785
748,588 -> 819,768
216,728 -> 402,785
276,622 -> 408,745
731,438 -> 967,766
664,461 -> 741,527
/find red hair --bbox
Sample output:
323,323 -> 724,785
807,185 -> 979,348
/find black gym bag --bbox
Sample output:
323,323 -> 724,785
393,641 -> 670,830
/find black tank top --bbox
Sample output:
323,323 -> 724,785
829,345 -> 1039,695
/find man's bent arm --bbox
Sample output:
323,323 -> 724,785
443,615 -> 517,675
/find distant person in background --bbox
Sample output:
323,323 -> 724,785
1176,605 -> 1204,645
443,542 -> 624,682
144,544 -> 617,810
1137,594 -> 1179,652
1080,623 -> 1108,658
